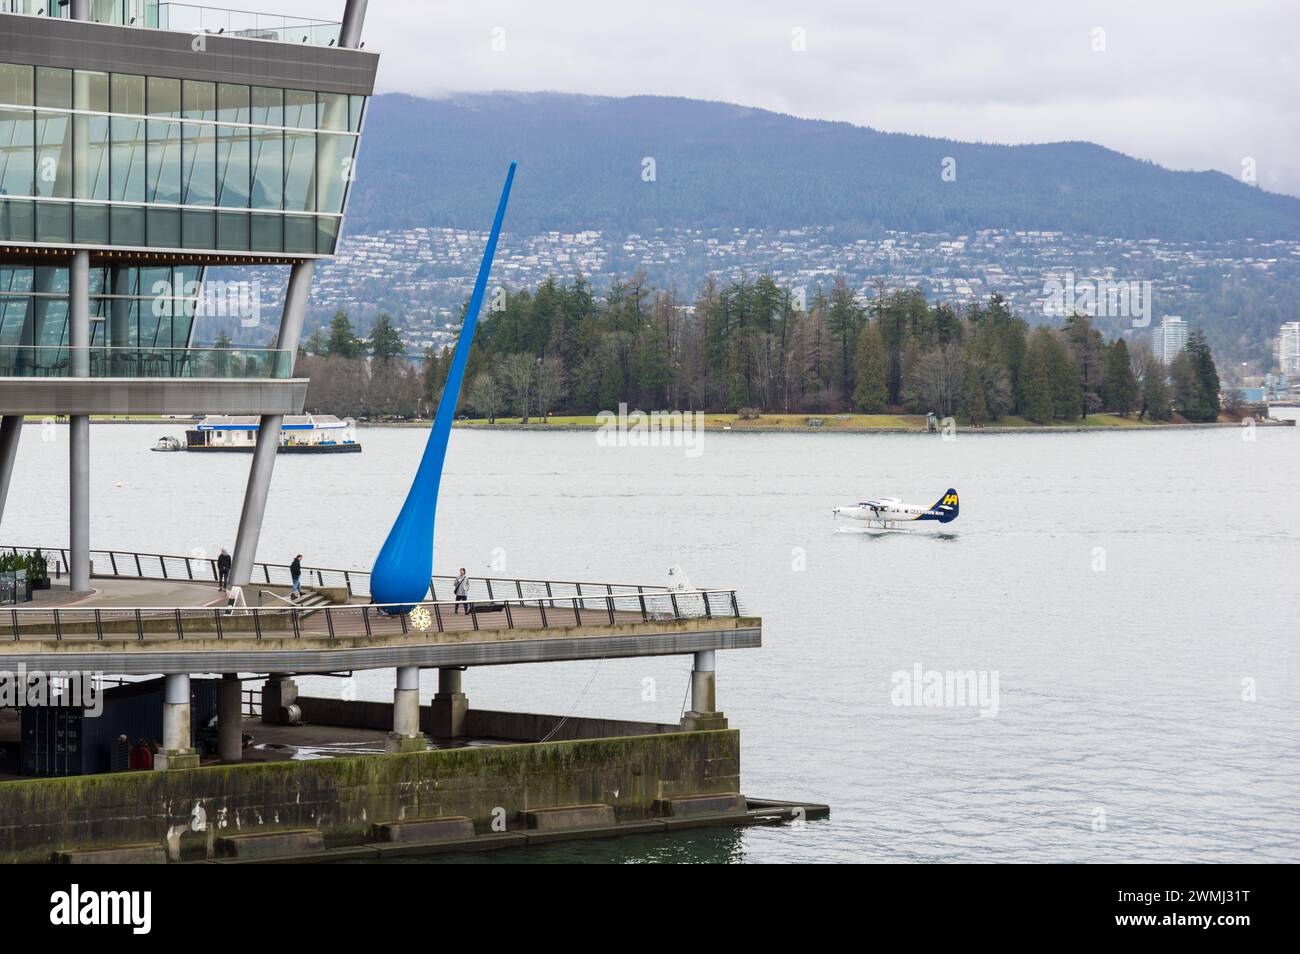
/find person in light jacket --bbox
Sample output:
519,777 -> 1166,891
453,567 -> 469,614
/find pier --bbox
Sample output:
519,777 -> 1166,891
0,546 -> 823,863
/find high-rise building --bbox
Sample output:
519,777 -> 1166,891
0,0 -> 376,591
1153,315 -> 1188,366
1275,321 -> 1300,375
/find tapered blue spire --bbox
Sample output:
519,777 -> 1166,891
370,161 -> 516,610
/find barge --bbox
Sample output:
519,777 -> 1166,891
185,415 -> 362,453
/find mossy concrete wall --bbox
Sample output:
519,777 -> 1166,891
0,729 -> 740,863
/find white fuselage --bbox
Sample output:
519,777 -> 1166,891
834,498 -> 933,523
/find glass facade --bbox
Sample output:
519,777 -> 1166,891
0,63 -> 364,255
1,263 -> 200,351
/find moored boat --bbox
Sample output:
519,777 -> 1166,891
185,414 -> 362,453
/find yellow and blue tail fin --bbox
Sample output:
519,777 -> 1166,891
918,488 -> 959,523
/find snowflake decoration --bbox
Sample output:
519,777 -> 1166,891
408,605 -> 432,631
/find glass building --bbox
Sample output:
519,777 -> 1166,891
0,0 -> 376,591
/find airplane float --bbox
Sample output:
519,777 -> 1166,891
833,488 -> 959,533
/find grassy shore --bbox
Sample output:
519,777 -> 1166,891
55,411 -> 1284,432
451,411 -> 1262,432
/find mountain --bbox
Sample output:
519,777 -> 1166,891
344,92 -> 1300,242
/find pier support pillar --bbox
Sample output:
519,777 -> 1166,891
261,673 -> 299,725
387,666 -> 426,752
217,674 -> 243,762
68,249 -> 91,593
0,415 -> 21,531
681,650 -> 728,731
228,260 -> 315,589
158,674 -> 199,770
429,667 -> 468,739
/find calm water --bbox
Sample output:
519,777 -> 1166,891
4,415 -> 1298,863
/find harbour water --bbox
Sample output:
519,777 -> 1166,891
3,415 -> 1298,862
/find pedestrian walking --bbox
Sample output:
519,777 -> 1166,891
217,547 -> 231,589
290,554 -> 303,599
453,567 -> 469,613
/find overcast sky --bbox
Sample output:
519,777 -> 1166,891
286,0 -> 1299,197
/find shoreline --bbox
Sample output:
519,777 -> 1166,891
20,415 -> 1294,434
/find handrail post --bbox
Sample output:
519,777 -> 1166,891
134,608 -> 143,640
54,608 -> 62,641
175,608 -> 184,639
703,592 -> 712,618
538,599 -> 547,628
731,592 -> 739,617
606,596 -> 615,624
503,600 -> 513,628
94,608 -> 102,640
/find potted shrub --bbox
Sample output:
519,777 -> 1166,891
29,549 -> 50,590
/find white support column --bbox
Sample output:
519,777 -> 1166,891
228,260 -> 314,588
387,666 -> 426,752
68,250 -> 90,593
0,415 -> 22,531
158,673 -> 199,770
339,0 -> 369,48
217,674 -> 243,762
682,650 -> 727,731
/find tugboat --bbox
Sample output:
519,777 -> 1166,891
185,414 -> 362,453
150,435 -> 184,452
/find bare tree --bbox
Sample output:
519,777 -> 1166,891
902,343 -> 962,417
467,371 -> 504,424
533,355 -> 566,422
498,353 -> 536,423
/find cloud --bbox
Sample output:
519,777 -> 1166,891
294,0 -> 1300,196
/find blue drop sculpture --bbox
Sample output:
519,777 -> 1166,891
370,161 -> 517,611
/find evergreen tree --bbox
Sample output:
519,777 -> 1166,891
369,314 -> 405,363
851,323 -> 888,412
1183,330 -> 1221,422
1022,334 -> 1054,424
325,311 -> 361,358
825,279 -> 865,402
1102,338 -> 1138,415
302,327 -> 327,356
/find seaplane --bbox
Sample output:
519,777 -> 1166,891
833,488 -> 959,533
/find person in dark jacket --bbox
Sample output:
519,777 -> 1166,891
290,554 -> 303,599
217,548 -> 232,589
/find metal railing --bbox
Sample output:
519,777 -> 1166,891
3,589 -> 745,642
5,545 -> 690,605
0,346 -> 292,379
3,2 -> 342,47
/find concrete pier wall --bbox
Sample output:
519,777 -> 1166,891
296,696 -> 680,741
0,729 -> 740,863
